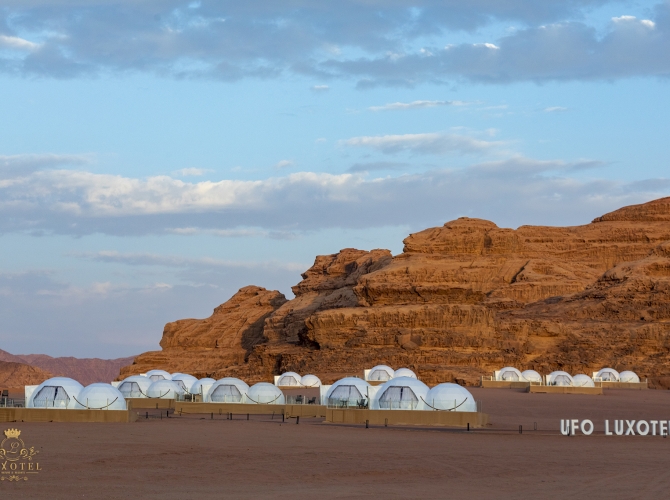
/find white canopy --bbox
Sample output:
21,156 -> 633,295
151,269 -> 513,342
74,383 -> 127,410
521,370 -> 542,383
206,378 -> 249,403
325,377 -> 371,406
300,374 -> 322,387
393,368 -> 417,379
28,377 -> 84,409
118,375 -> 152,398
145,369 -> 172,382
368,365 -> 394,381
572,374 -> 595,387
247,383 -> 285,405
190,378 -> 217,397
371,377 -> 430,410
619,370 -> 640,383
497,367 -> 523,382
146,380 -> 184,399
277,372 -> 302,386
548,371 -> 574,386
171,374 -> 199,393
597,368 -> 620,382
424,383 -> 477,412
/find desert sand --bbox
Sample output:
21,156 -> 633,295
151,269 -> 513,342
5,388 -> 670,499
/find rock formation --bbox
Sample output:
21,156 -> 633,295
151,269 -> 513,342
121,197 -> 670,387
0,361 -> 53,388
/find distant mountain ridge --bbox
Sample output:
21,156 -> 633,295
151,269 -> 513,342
0,349 -> 136,386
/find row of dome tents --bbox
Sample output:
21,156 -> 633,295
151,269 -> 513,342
496,367 -> 641,386
364,365 -> 417,382
25,378 -> 127,410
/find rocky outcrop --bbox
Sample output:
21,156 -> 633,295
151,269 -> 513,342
0,361 -> 53,388
121,197 -> 670,386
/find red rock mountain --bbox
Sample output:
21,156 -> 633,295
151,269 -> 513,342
0,361 -> 53,388
120,198 -> 670,387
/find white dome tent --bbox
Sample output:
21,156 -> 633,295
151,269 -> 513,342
424,384 -> 477,412
619,370 -> 640,383
171,374 -> 198,393
393,368 -> 417,379
325,378 -> 371,407
367,365 -> 394,382
146,380 -> 184,399
190,378 -> 216,398
497,367 -> 523,382
145,369 -> 172,382
247,383 -> 285,405
28,377 -> 84,409
277,372 -> 302,386
521,370 -> 542,383
597,368 -> 620,382
572,374 -> 595,387
548,371 -> 574,386
300,374 -> 322,387
74,383 -> 127,410
118,375 -> 152,398
372,377 -> 430,410
206,378 -> 249,403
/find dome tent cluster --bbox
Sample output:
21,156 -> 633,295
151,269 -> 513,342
26,377 -> 127,410
493,366 -> 643,386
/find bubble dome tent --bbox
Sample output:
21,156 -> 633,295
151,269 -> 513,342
497,367 -> 524,382
118,375 -> 152,398
326,377 -> 371,407
147,380 -> 184,399
74,383 -> 127,410
28,377 -> 84,409
300,374 -> 322,387
247,383 -> 285,404
372,377 -> 430,410
619,370 -> 640,383
367,365 -> 394,382
521,370 -> 542,383
206,378 -> 249,403
393,368 -> 417,379
190,378 -> 216,398
424,383 -> 477,412
145,369 -> 172,382
277,372 -> 302,386
572,374 -> 596,387
171,374 -> 198,393
596,368 -> 620,382
548,371 -> 574,386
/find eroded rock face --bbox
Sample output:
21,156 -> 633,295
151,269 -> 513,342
121,197 -> 670,386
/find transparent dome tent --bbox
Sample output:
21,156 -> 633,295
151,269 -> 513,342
572,374 -> 595,387
74,383 -> 127,410
247,383 -> 285,405
393,368 -> 417,379
276,372 -> 302,386
424,383 -> 477,412
372,377 -> 430,410
325,377 -> 371,407
596,368 -> 620,382
190,378 -> 216,398
521,370 -> 542,383
619,370 -> 640,383
145,369 -> 172,382
28,377 -> 84,409
548,371 -> 574,386
118,375 -> 152,398
367,365 -> 394,382
206,378 -> 249,403
497,367 -> 523,382
171,374 -> 198,393
146,380 -> 184,399
300,374 -> 322,387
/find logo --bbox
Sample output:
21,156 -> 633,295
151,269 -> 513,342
1,429 -> 41,482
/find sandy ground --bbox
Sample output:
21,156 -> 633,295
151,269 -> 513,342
3,388 -> 670,499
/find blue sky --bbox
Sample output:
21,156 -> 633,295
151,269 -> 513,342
1,0 -> 669,357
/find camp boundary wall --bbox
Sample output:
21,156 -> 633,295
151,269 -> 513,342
0,408 -> 136,423
528,386 -> 603,395
126,398 -> 175,410
481,380 -> 531,389
325,408 -> 488,428
172,402 -> 327,418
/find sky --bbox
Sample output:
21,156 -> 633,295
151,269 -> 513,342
1,0 -> 669,358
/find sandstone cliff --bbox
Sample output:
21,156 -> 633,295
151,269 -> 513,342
121,197 -> 670,387
0,361 -> 53,388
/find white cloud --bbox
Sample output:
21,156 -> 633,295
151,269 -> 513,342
0,153 -> 93,177
0,35 -> 39,51
544,106 -> 568,112
311,84 -> 329,91
274,159 -> 294,169
173,168 -> 213,177
341,132 -> 504,155
368,100 -> 454,111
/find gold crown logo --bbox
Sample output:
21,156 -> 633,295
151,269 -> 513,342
4,429 -> 21,439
